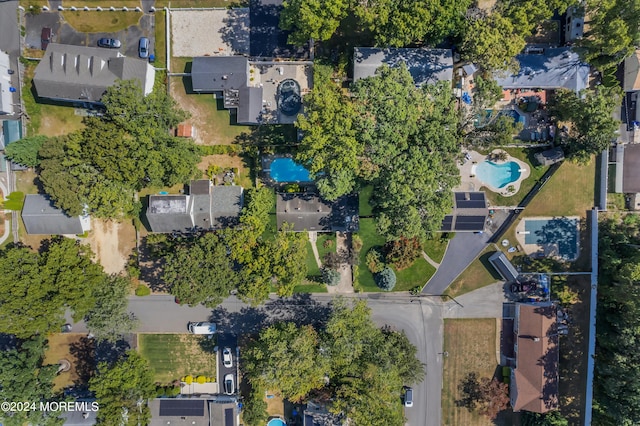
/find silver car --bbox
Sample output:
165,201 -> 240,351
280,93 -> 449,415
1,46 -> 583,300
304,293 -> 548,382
224,374 -> 235,395
222,347 -> 233,368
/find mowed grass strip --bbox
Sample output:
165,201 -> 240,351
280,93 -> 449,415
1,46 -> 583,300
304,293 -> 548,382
446,246 -> 502,298
62,11 -> 141,33
442,319 -> 498,426
138,334 -> 216,383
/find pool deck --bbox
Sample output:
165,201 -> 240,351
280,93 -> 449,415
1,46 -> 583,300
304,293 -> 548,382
515,215 -> 580,261
456,149 -> 530,197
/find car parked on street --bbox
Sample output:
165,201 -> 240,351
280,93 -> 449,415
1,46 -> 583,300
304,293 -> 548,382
223,374 -> 235,395
138,37 -> 149,58
222,347 -> 233,368
97,38 -> 121,48
404,387 -> 413,407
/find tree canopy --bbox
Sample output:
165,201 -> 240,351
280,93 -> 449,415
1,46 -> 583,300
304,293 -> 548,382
296,64 -> 460,241
85,275 -> 138,342
89,351 -> 155,426
4,135 -> 47,167
280,0 -> 350,45
38,81 -> 199,218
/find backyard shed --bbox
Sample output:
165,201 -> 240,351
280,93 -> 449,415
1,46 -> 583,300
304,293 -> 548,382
176,123 -> 196,138
488,251 -> 519,283
534,147 -> 564,166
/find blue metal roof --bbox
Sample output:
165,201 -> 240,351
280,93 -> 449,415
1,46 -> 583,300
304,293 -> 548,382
2,119 -> 21,144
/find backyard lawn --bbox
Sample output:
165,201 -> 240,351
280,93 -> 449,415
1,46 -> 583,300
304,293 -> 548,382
445,246 -> 502,298
442,319 -> 499,426
138,334 -> 217,384
61,11 -> 142,33
394,258 -> 436,291
359,185 -> 374,216
154,10 -> 167,68
43,333 -> 88,391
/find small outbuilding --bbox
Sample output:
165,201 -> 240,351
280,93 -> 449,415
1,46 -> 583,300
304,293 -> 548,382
488,251 -> 519,283
176,123 -> 196,138
534,147 -> 564,166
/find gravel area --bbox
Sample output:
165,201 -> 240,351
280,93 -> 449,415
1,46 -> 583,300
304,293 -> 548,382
170,9 -> 249,57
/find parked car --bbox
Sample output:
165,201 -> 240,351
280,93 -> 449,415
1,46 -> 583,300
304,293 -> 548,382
41,27 -> 52,50
223,374 -> 235,395
222,347 -> 233,368
97,38 -> 121,48
138,37 -> 149,58
187,322 -> 216,335
404,387 -> 413,407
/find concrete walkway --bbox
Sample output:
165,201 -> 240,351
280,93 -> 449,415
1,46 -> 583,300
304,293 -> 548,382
421,251 -> 440,268
327,232 -> 354,294
308,231 -> 322,269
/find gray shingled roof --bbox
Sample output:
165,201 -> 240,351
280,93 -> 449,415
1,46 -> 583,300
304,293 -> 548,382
211,186 -> 244,228
353,47 -> 453,86
21,194 -> 85,235
237,86 -> 263,124
146,195 -> 194,233
488,251 -> 519,282
33,44 -> 153,103
191,56 -> 249,92
493,48 -> 589,92
276,193 -> 359,232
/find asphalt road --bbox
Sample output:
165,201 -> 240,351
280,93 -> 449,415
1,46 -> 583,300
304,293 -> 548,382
0,0 -> 20,56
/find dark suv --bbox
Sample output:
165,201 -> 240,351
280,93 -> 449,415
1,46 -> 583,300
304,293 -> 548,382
41,27 -> 52,50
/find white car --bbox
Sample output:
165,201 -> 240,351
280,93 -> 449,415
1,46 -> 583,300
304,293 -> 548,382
224,374 -> 235,395
222,347 -> 233,368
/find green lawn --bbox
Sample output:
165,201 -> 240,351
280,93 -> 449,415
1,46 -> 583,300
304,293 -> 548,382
61,11 -> 142,33
293,283 -> 327,293
423,236 -> 450,264
394,258 -> 436,291
481,147 -> 550,207
355,218 -> 386,291
156,0 -> 247,6
154,10 -> 167,68
316,233 -> 336,261
306,241 -> 321,277
359,185 -> 374,216
138,334 -> 217,384
445,246 -> 502,298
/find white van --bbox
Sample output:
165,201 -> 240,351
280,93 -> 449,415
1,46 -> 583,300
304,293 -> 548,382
188,322 -> 216,335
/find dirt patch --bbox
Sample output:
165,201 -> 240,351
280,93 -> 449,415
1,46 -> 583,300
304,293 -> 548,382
477,0 -> 497,11
87,220 -> 136,274
43,333 -> 91,391
170,9 -> 250,56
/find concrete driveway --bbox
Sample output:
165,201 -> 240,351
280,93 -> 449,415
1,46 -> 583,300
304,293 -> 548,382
25,9 -> 155,58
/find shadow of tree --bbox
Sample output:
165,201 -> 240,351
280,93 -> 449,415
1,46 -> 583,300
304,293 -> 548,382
69,337 -> 96,387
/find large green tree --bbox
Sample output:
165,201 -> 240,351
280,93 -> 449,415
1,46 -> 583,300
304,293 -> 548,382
0,337 -> 62,426
163,233 -> 240,307
89,351 -> 155,426
4,135 -> 47,167
280,0 -> 350,45
549,86 -> 621,162
85,275 -> 138,342
0,239 -> 105,338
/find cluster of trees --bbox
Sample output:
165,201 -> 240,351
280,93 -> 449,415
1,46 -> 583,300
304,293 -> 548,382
0,238 -> 135,341
296,64 -> 460,241
6,81 -> 200,219
457,372 -> 510,420
594,214 -> 640,425
147,187 -> 308,307
242,298 -> 425,426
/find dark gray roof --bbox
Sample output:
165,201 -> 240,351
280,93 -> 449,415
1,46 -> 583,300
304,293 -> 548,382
441,192 -> 488,232
211,186 -> 244,228
191,56 -> 249,92
535,147 -> 565,166
33,44 -> 153,102
623,143 -> 640,192
150,399 -> 209,426
146,195 -> 194,233
493,48 -> 589,92
209,402 -> 237,426
276,193 -> 359,232
353,47 -> 453,86
58,401 -> 98,425
488,251 -> 519,282
21,194 -> 85,235
237,86 -> 263,124
190,179 -> 211,195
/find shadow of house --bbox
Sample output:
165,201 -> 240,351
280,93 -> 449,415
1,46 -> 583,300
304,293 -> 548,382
510,302 -> 559,413
353,47 -> 453,86
219,8 -> 251,56
249,0 -> 307,59
276,192 -> 359,232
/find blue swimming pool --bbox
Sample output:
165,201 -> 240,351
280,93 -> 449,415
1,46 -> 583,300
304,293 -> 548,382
475,161 -> 522,189
525,218 -> 578,260
269,158 -> 311,182
267,419 -> 286,426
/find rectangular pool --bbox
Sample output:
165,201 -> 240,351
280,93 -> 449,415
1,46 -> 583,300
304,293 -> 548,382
524,218 -> 579,261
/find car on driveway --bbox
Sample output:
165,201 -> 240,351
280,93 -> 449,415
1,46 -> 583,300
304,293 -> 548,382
138,37 -> 149,58
41,27 -> 52,50
223,374 -> 235,395
97,38 -> 121,48
222,347 -> 233,368
404,387 -> 413,407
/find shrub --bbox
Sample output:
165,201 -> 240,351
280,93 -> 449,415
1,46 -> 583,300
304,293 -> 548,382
375,267 -> 396,291
135,285 -> 151,296
322,268 -> 341,286
284,183 -> 301,193
323,238 -> 334,249
167,385 -> 181,396
410,285 -> 422,295
385,237 -> 421,270
366,248 -> 385,273
183,375 -> 193,385
196,375 -> 206,384
351,234 -> 363,253
198,144 -> 242,156
207,164 -> 222,179
155,386 -> 165,397
323,252 -> 341,269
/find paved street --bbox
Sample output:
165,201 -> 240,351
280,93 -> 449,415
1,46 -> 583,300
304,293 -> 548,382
0,0 -> 20,56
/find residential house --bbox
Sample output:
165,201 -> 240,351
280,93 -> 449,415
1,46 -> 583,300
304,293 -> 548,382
276,193 -> 359,232
146,180 -> 244,233
534,147 -> 565,166
622,50 -> 640,143
488,251 -> 519,283
564,7 -> 584,42
0,50 -> 13,115
612,144 -> 640,207
303,401 -> 342,426
510,303 -> 559,413
493,47 -> 589,94
440,191 -> 488,233
149,398 -> 237,426
58,400 -> 97,425
21,194 -> 91,235
33,44 -> 155,104
353,47 -> 454,86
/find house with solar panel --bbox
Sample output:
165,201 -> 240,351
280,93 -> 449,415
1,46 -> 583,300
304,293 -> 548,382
149,398 -> 237,426
440,192 -> 489,233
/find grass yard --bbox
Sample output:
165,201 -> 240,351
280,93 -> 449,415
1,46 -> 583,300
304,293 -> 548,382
423,235 -> 450,264
481,147 -> 550,207
359,185 -> 374,216
43,333 -> 89,392
61,0 -> 143,6
442,319 -> 499,426
355,218 -> 386,291
316,233 -> 336,261
446,246 -> 502,298
197,154 -> 253,188
606,193 -> 626,211
154,10 -> 167,68
293,283 -> 327,293
157,0 -> 248,6
61,11 -> 142,33
138,334 -> 217,384
305,241 -> 321,277
394,258 -> 436,291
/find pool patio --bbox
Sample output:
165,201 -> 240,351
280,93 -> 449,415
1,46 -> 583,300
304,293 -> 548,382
456,150 -> 530,198
515,216 -> 580,261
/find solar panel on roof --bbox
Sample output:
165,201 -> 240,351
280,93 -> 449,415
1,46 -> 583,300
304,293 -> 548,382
454,215 -> 486,231
225,408 -> 234,426
441,215 -> 453,231
159,399 -> 205,417
456,199 -> 487,209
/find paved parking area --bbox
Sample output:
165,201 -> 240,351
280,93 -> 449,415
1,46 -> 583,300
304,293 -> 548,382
25,10 -> 155,59
170,9 -> 249,57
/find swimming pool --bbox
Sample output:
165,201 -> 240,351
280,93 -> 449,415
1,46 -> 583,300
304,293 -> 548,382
475,161 -> 522,189
267,419 -> 286,426
525,218 -> 578,260
269,158 -> 311,182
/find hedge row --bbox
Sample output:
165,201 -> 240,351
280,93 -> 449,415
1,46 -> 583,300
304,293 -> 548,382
198,145 -> 243,156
